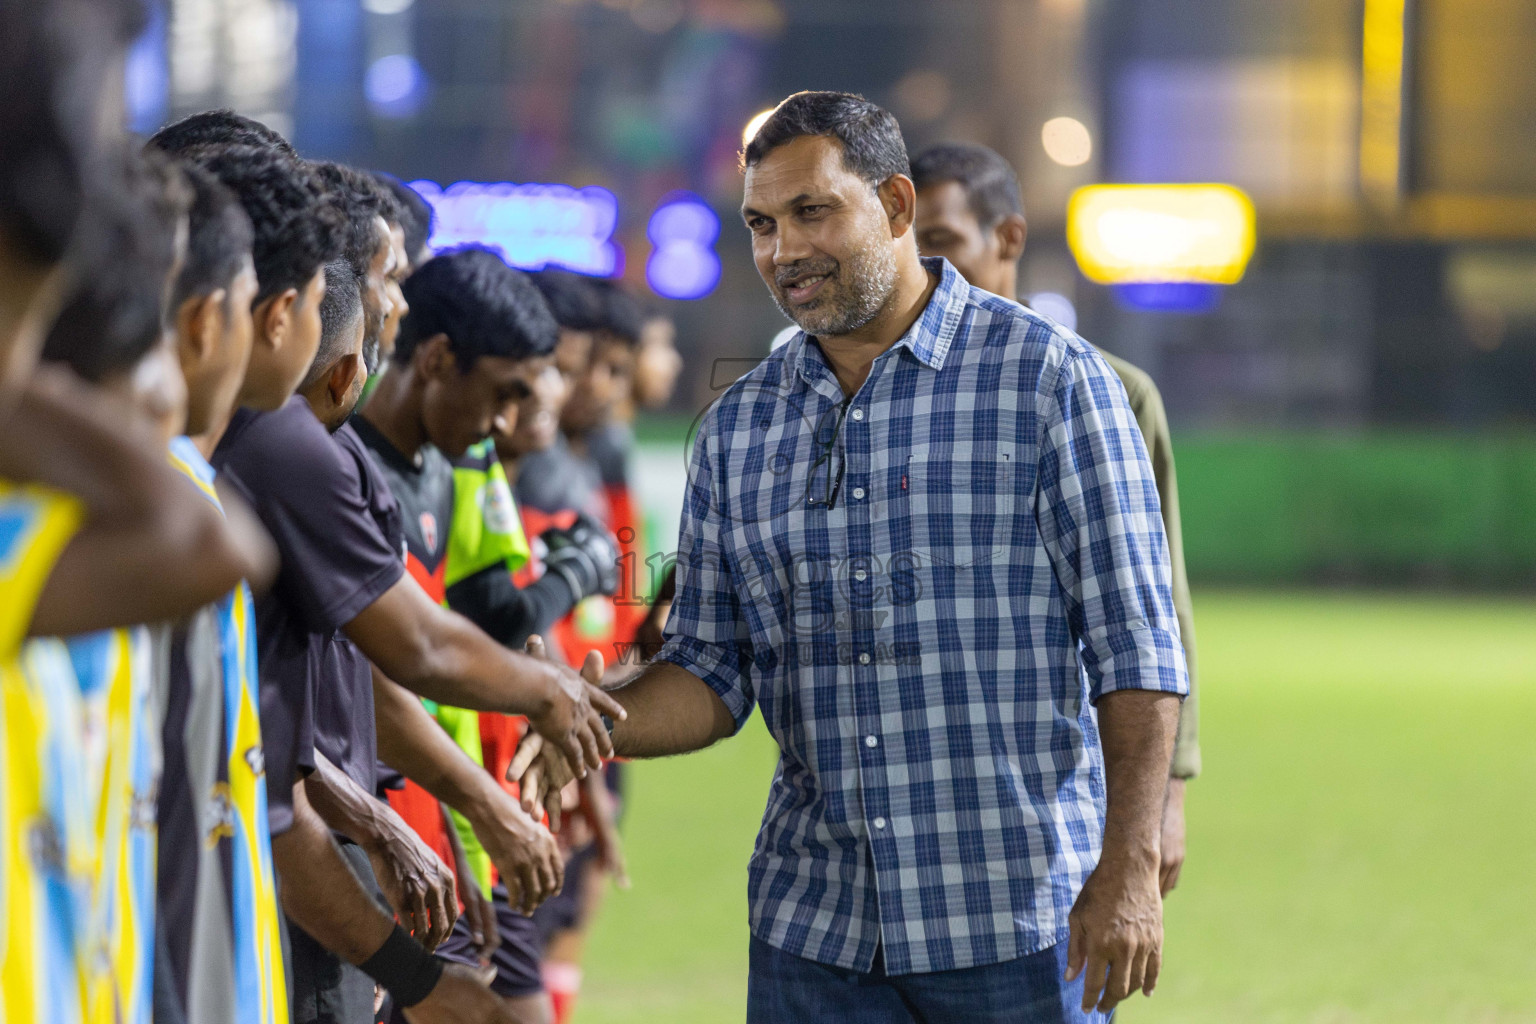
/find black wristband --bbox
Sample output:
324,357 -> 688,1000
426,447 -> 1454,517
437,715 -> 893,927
357,924 -> 444,1008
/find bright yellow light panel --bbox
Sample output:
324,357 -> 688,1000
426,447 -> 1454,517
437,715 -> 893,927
1066,184 -> 1257,285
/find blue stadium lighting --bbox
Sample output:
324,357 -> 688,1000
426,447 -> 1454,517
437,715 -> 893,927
645,191 -> 721,300
1111,282 -> 1223,313
410,180 -> 622,277
365,54 -> 426,117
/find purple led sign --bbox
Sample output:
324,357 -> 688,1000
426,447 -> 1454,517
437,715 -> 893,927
409,180 -> 621,277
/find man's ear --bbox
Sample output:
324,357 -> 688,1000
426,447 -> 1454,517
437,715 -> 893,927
418,333 -> 456,380
174,290 -> 226,375
995,213 -> 1028,263
252,288 -> 299,352
879,173 -> 919,240
327,351 -> 363,407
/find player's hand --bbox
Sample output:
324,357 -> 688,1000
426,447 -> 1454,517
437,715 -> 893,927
463,785 -> 563,916
401,963 -> 518,1024
522,637 -> 625,780
1159,778 -> 1186,896
363,807 -> 458,951
1064,849 -> 1164,1013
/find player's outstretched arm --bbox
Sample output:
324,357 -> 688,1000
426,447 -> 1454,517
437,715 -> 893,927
305,750 -> 458,950
512,652 -> 735,824
275,780 -> 508,1019
372,666 -> 564,914
10,367 -> 276,636
344,571 -> 624,776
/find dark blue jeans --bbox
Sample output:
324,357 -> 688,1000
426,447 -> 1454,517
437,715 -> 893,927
747,935 -> 1114,1024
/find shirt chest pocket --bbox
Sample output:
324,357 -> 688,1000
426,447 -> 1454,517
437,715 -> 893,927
893,443 -> 1017,568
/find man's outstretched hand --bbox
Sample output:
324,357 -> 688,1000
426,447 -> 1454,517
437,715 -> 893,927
509,639 -> 607,830
522,638 -> 624,783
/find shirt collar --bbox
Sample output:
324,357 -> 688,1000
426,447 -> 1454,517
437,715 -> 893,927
789,256 -> 969,392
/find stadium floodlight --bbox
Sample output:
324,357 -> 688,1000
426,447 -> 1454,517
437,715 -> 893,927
1066,183 -> 1256,286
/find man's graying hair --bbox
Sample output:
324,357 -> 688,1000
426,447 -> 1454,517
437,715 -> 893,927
742,91 -> 910,187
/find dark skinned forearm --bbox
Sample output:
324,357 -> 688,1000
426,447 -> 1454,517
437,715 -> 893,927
271,779 -> 394,965
372,668 -> 506,819
1097,690 -> 1182,867
305,750 -> 396,847
345,575 -> 564,717
608,661 -> 736,759
11,369 -> 272,636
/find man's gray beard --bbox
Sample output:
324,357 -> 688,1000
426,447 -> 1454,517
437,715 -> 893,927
362,334 -> 380,375
774,235 -> 898,337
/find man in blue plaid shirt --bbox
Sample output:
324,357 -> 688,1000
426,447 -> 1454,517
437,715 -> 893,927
516,91 -> 1188,1023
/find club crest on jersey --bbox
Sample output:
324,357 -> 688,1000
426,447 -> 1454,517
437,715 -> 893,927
420,511 -> 439,553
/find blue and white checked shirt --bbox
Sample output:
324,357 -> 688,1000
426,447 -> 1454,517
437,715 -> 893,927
656,258 -> 1188,976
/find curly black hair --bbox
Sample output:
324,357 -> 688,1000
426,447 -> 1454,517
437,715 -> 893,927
41,145 -> 191,382
370,171 -> 433,261
311,161 -> 387,281
397,247 -> 558,369
170,159 -> 254,310
529,269 -> 606,333
184,144 -> 346,303
148,108 -> 299,160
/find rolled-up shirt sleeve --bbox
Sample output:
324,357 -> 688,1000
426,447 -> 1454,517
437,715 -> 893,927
654,421 -> 756,730
1036,345 -> 1189,703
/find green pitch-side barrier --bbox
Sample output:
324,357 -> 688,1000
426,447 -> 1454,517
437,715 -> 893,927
1176,433 -> 1536,585
636,417 -> 1536,586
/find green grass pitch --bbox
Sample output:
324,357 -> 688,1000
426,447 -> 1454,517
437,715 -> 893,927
575,591 -> 1536,1022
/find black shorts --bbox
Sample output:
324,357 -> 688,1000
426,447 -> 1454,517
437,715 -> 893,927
433,883 -> 545,999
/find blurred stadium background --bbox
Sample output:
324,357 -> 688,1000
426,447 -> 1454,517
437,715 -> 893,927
122,0 -> 1536,1018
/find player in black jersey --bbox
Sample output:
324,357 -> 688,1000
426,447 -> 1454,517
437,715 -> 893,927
357,248 -> 620,1024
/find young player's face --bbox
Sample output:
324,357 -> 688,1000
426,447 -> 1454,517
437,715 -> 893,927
914,182 -> 1011,298
422,350 -> 541,459
560,333 -> 634,434
360,215 -> 395,370
378,223 -> 410,358
633,315 -> 682,410
553,328 -> 593,390
179,257 -> 258,437
106,324 -> 188,446
494,360 -> 567,460
280,266 -> 329,401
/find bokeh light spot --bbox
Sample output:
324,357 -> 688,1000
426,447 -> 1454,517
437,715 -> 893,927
1042,116 -> 1093,167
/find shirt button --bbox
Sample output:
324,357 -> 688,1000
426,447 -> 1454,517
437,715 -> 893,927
865,735 -> 878,748
851,408 -> 864,421
858,652 -> 871,665
854,569 -> 867,581
852,487 -> 866,500
873,817 -> 887,830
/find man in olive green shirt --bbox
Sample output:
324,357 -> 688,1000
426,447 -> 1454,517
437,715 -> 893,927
912,142 -> 1199,894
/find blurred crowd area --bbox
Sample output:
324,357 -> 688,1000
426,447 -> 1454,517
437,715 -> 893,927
130,0 -> 1536,584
